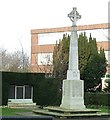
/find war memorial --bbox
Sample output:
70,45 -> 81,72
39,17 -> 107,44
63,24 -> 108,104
32,7 -> 110,119
1,6 -> 110,120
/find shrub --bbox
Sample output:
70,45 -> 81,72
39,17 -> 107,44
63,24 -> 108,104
84,92 -> 110,106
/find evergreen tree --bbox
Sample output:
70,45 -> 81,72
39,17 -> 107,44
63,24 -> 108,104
53,33 -> 107,91
78,32 -> 90,76
53,34 -> 69,79
82,36 -> 107,90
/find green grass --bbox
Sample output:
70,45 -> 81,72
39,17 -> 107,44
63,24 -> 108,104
86,105 -> 110,113
1,107 -> 31,116
1,105 -> 110,116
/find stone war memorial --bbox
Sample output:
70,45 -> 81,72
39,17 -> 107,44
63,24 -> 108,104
60,7 -> 85,110
33,7 -> 110,118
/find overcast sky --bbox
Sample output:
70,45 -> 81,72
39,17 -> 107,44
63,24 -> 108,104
0,0 -> 109,53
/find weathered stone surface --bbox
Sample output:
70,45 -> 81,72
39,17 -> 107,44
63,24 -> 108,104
60,7 -> 85,110
60,80 -> 85,109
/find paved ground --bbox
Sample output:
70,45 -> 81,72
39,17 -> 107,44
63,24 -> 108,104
16,111 -> 110,120
57,116 -> 110,120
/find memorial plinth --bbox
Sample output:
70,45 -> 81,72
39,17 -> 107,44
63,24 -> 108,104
60,7 -> 85,109
60,80 -> 85,109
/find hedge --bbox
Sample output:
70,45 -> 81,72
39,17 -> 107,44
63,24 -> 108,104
1,71 -> 60,106
1,71 -> 110,107
84,92 -> 110,106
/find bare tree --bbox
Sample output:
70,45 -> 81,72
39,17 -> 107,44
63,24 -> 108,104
0,48 -> 30,72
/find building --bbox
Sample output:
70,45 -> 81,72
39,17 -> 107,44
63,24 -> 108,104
1,71 -> 37,107
31,23 -> 110,74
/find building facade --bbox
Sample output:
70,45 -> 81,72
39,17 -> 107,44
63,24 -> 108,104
31,23 -> 110,74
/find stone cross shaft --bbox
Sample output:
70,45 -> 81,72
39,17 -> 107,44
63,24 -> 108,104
60,7 -> 85,109
67,7 -> 81,80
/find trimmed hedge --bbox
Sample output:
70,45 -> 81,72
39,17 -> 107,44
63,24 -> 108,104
1,71 -> 110,107
34,78 -> 61,106
1,71 -> 60,106
84,92 -> 110,106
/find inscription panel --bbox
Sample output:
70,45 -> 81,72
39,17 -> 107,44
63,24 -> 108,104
72,81 -> 83,97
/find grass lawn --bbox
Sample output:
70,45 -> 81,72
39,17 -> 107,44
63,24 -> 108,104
87,105 -> 110,113
0,105 -> 110,116
1,107 -> 32,116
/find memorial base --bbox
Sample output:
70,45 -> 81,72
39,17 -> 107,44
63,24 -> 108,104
60,79 -> 85,109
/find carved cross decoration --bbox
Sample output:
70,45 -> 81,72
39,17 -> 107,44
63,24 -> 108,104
68,7 -> 81,22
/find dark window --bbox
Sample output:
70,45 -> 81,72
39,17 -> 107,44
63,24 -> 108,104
8,85 -> 15,99
17,86 -> 23,99
25,85 -> 31,99
8,85 -> 33,99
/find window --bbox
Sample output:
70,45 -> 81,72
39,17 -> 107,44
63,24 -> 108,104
38,32 -> 67,45
25,85 -> 32,99
8,85 -> 33,99
105,51 -> 110,64
38,53 -> 53,65
8,85 -> 15,99
16,86 -> 23,99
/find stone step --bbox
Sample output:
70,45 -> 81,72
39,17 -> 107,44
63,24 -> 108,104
43,106 -> 100,114
33,109 -> 109,118
8,102 -> 36,108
